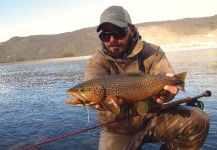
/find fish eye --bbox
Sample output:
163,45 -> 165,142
79,89 -> 85,92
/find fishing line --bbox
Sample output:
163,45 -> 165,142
19,91 -> 210,150
19,114 -> 137,150
87,107 -> 90,125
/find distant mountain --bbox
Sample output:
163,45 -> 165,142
0,14 -> 217,63
137,15 -> 217,45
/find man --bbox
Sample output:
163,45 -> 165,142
85,5 -> 210,150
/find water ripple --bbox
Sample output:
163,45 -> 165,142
0,50 -> 217,149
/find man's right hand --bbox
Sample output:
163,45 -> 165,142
95,98 -> 123,111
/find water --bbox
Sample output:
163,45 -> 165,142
0,49 -> 216,150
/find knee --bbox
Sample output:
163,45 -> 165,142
188,107 -> 210,133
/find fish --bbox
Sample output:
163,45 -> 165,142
65,72 -> 187,116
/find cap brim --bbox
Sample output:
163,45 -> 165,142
97,19 -> 128,32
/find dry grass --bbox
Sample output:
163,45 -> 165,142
0,15 -> 217,63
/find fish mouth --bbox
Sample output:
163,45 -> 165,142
65,89 -> 101,106
65,97 -> 85,106
65,90 -> 87,106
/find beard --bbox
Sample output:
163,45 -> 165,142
102,33 -> 137,59
106,41 -> 127,58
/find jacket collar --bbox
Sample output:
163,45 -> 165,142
100,38 -> 144,62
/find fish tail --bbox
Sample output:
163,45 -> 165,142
178,82 -> 185,92
177,72 -> 187,81
176,72 -> 187,92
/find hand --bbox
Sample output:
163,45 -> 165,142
95,98 -> 123,111
153,73 -> 178,104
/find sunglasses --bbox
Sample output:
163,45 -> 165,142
99,27 -> 128,42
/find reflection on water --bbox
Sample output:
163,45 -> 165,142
0,49 -> 216,150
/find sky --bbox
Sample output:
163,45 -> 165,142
0,0 -> 217,42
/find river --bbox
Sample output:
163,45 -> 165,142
0,49 -> 216,150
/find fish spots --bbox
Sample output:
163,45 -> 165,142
66,72 -> 186,106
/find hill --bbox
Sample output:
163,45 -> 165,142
137,15 -> 217,50
0,15 -> 217,63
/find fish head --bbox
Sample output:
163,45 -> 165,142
65,82 -> 105,106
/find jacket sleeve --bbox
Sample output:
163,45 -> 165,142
143,43 -> 174,75
143,45 -> 176,102
84,51 -> 110,80
150,47 -> 174,74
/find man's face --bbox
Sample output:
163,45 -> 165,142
99,23 -> 132,57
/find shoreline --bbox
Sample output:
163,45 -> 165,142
0,46 -> 217,66
161,42 -> 217,52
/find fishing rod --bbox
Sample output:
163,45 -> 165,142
19,90 -> 211,150
149,90 -> 211,112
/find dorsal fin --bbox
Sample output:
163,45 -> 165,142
122,72 -> 145,77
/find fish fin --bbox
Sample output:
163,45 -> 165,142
177,82 -> 186,92
101,96 -> 120,114
176,72 -> 187,82
176,72 -> 187,91
123,72 -> 144,77
135,101 -> 149,116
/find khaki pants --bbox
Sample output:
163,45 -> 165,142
99,106 -> 210,150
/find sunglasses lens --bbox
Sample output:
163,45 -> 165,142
113,29 -> 127,39
99,32 -> 111,42
99,28 -> 128,42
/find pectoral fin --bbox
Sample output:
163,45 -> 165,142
135,101 -> 149,116
101,96 -> 120,114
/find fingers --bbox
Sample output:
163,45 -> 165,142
95,104 -> 104,111
164,85 -> 178,94
118,98 -> 123,105
163,85 -> 178,103
95,98 -> 123,111
153,93 -> 175,104
153,72 -> 178,104
164,73 -> 179,94
165,72 -> 176,77
154,96 -> 164,104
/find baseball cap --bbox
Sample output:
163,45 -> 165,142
97,5 -> 132,32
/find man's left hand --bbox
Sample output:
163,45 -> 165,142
153,73 -> 178,104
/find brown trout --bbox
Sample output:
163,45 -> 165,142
65,72 -> 187,115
